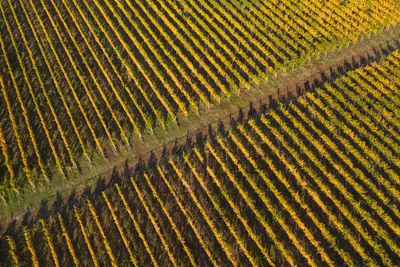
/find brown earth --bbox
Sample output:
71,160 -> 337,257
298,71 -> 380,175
1,26 -> 400,233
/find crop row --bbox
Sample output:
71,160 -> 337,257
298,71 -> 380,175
0,0 -> 398,193
2,49 -> 400,266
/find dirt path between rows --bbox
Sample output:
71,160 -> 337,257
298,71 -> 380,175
1,26 -> 400,232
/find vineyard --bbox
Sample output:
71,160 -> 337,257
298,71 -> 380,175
1,49 -> 400,265
0,0 -> 399,195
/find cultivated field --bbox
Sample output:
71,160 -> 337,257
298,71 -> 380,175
2,0 -> 400,265
0,0 -> 399,197
2,50 -> 400,266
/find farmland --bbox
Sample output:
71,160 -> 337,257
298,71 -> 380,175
2,50 -> 400,265
1,0 -> 400,265
0,0 -> 399,196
